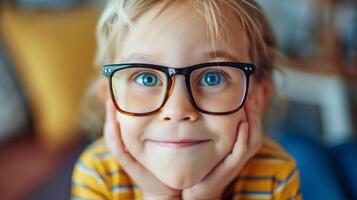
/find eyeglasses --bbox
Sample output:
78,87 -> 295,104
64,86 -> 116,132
102,62 -> 255,116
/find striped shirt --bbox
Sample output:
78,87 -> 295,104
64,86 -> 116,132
71,137 -> 301,200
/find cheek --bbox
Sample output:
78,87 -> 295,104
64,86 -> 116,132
116,113 -> 152,154
204,110 -> 247,155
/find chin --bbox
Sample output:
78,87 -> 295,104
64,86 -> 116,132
156,169 -> 204,189
146,160 -> 214,189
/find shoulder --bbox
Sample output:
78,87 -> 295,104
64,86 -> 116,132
247,137 -> 298,181
77,137 -> 117,168
71,137 -> 138,199
75,138 -> 126,177
227,137 -> 301,200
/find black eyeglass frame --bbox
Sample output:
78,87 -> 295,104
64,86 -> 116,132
102,62 -> 255,116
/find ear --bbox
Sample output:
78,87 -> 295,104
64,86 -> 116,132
248,78 -> 274,116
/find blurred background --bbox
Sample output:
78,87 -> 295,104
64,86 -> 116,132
0,0 -> 356,199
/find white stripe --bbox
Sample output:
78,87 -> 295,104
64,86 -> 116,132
273,170 -> 299,194
112,186 -> 133,194
95,152 -> 113,160
77,162 -> 105,185
111,185 -> 139,194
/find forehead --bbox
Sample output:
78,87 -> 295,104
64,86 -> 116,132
115,1 -> 250,64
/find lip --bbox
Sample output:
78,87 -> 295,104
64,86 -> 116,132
148,139 -> 211,148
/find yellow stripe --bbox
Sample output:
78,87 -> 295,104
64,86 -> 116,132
72,137 -> 300,199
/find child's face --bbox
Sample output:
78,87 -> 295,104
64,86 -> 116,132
113,2 -> 252,189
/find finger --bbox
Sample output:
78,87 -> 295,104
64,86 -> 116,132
197,121 -> 249,189
104,100 -> 157,184
104,99 -> 120,151
225,121 -> 249,168
105,99 -> 117,124
245,98 -> 263,154
104,100 -> 136,168
231,122 -> 249,160
104,100 -> 122,152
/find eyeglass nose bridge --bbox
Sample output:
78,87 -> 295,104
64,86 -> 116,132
166,67 -> 187,96
161,67 -> 194,112
167,67 -> 188,77
165,67 -> 190,92
168,68 -> 176,76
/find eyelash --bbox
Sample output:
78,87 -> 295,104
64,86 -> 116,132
196,69 -> 230,85
133,71 -> 163,86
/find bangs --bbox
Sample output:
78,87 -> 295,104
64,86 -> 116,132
95,0 -> 274,80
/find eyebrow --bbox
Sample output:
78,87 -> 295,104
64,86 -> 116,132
203,50 -> 240,61
121,54 -> 155,63
122,50 -> 240,63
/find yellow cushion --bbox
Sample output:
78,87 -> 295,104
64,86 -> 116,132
0,5 -> 100,150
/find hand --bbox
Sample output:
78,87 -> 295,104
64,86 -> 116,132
181,97 -> 263,200
104,100 -> 182,200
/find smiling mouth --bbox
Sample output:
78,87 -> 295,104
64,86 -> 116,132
148,139 -> 211,148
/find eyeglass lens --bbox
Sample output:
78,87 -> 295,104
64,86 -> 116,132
110,65 -> 247,114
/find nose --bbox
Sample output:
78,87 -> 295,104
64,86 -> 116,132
158,76 -> 199,122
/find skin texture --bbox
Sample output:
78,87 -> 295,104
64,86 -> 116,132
103,1 -> 271,199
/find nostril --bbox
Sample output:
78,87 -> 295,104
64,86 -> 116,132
182,117 -> 191,121
163,116 -> 191,121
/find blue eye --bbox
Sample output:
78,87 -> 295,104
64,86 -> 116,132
135,72 -> 160,86
199,71 -> 226,86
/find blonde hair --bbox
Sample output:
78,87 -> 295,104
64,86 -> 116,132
81,0 -> 278,137
95,0 -> 276,80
